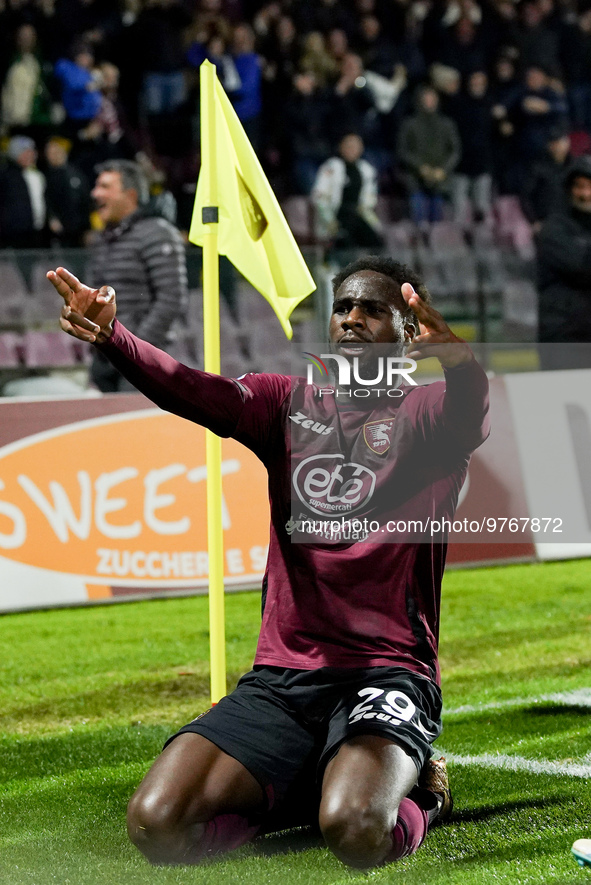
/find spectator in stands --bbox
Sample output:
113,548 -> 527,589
397,84 -> 461,228
284,72 -> 332,194
513,0 -> 560,76
44,136 -> 91,246
434,17 -> 489,77
0,23 -> 53,141
311,132 -> 383,249
354,19 -> 409,149
490,53 -> 520,110
422,0 -> 483,67
0,0 -> 63,67
393,2 -> 427,73
186,31 -> 241,99
54,41 -> 103,141
449,70 -> 494,229
186,0 -> 232,54
232,24 -> 263,152
490,54 -> 521,194
55,0 -> 122,65
66,61 -> 135,183
0,135 -> 47,248
329,53 -> 383,153
88,159 -> 187,391
136,151 -> 178,224
560,7 -> 591,132
498,65 -> 569,169
430,62 -> 461,104
95,61 -> 136,156
259,14 -> 300,166
326,27 -> 350,66
356,14 -> 398,79
133,0 -> 192,118
299,31 -> 339,87
521,126 -> 571,231
252,2 -> 282,41
536,155 -> 591,369
260,14 -> 300,101
293,0 -> 357,41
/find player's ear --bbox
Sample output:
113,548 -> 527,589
404,320 -> 417,342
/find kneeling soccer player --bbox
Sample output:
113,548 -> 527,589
47,255 -> 489,868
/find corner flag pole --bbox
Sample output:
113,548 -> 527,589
200,62 -> 226,704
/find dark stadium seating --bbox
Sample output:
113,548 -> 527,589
0,332 -> 23,367
22,330 -> 79,368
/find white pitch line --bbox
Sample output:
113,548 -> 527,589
437,749 -> 591,778
444,688 -> 591,716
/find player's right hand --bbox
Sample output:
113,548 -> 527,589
46,266 -> 116,344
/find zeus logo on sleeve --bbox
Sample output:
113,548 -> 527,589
289,411 -> 334,435
292,454 -> 376,515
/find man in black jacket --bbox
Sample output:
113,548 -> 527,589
0,135 -> 47,248
520,127 -> 571,232
88,159 -> 188,391
44,137 -> 91,247
536,155 -> 591,369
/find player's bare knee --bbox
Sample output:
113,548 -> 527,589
127,791 -> 173,849
126,789 -> 205,864
320,803 -> 392,869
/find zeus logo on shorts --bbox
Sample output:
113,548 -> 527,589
292,454 -> 376,516
349,687 -> 436,738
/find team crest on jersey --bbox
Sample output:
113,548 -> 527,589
363,418 -> 395,454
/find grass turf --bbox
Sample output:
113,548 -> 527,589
1,558 -> 590,884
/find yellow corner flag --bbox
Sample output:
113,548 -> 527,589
189,60 -> 315,338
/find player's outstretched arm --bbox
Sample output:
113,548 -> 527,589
47,266 -> 250,438
46,266 -> 116,344
401,282 -> 472,368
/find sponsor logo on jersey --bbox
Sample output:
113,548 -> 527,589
292,454 -> 376,515
363,417 -> 395,454
289,411 -> 334,435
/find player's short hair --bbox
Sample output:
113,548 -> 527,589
331,255 -> 431,326
94,159 -> 150,206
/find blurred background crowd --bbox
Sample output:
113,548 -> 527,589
1,0 -> 591,243
2,0 -> 591,394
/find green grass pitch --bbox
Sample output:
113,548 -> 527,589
1,558 -> 590,884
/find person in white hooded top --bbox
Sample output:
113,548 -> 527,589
311,132 -> 384,249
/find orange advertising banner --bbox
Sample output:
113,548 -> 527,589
0,395 -> 269,610
2,375 -> 560,612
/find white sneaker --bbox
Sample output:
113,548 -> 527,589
572,838 -> 591,867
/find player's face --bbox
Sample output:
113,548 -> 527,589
329,270 -> 415,356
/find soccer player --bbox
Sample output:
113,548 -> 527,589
46,256 -> 489,869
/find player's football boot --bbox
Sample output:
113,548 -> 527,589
418,755 -> 453,825
572,838 -> 591,867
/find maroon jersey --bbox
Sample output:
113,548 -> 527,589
100,321 -> 489,684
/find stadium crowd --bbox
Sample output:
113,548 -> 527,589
1,0 -> 591,245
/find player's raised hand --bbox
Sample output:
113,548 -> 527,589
46,266 -> 116,343
401,282 -> 472,368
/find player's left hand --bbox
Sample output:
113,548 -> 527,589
401,283 -> 473,368
46,266 -> 116,343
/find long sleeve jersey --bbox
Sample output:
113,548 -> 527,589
100,322 -> 490,685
